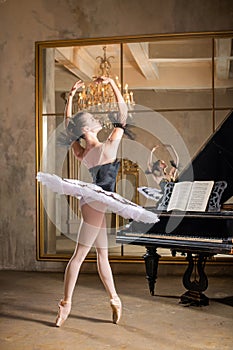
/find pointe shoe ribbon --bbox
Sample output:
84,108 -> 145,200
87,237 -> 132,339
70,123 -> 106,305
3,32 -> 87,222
55,300 -> 71,327
110,297 -> 122,324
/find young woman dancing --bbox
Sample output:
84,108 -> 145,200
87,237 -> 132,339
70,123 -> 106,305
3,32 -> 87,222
145,144 -> 179,191
37,76 -> 159,327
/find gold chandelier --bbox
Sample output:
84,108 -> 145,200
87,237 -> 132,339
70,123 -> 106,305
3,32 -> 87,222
73,46 -> 135,127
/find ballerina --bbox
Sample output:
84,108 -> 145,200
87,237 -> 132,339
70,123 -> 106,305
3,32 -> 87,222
37,76 -> 159,327
145,144 -> 179,192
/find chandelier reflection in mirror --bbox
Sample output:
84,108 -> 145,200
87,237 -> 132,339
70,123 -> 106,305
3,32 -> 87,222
65,46 -> 135,129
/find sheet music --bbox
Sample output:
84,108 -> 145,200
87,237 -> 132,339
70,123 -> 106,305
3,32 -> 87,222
167,182 -> 193,211
167,181 -> 214,212
186,181 -> 214,211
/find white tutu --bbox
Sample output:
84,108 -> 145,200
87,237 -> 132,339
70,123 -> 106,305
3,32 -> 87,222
137,186 -> 163,201
37,172 -> 159,224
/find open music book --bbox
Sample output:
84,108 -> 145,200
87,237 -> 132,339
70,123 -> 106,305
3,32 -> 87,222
167,181 -> 214,212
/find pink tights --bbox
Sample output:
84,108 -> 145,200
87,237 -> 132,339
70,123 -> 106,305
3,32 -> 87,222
62,202 -> 119,303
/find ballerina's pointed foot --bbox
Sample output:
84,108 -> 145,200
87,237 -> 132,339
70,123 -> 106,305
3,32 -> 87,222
110,297 -> 122,324
55,300 -> 71,327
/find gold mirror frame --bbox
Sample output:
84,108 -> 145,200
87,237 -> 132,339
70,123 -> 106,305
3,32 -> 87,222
36,31 -> 233,264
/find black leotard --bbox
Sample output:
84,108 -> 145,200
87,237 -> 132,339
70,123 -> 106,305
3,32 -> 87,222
159,178 -> 169,192
88,159 -> 120,192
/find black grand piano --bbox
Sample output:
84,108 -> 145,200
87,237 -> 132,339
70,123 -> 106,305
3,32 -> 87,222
117,110 -> 233,306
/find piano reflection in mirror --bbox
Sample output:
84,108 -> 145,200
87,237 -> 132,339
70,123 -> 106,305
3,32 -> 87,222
117,110 -> 233,306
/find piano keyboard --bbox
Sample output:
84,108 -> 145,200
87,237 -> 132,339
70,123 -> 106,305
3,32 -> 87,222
123,232 -> 225,244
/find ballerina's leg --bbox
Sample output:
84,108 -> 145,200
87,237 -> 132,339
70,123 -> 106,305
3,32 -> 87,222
55,201 -> 107,326
94,216 -> 122,324
63,201 -> 107,302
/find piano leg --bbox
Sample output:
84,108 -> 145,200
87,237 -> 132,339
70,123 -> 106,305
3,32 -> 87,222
180,252 -> 211,306
143,247 -> 161,296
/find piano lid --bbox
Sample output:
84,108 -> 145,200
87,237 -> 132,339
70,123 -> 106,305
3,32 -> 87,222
178,110 -> 233,204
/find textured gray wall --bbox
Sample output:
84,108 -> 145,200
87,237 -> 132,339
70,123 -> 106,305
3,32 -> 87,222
0,0 -> 233,270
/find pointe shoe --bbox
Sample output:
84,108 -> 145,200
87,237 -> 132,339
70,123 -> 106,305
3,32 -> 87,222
55,300 -> 71,327
110,297 -> 122,324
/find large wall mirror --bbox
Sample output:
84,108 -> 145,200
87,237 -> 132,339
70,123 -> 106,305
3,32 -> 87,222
36,32 -> 233,262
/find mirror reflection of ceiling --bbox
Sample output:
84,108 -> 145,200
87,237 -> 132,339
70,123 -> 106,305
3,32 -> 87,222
54,38 -> 233,91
